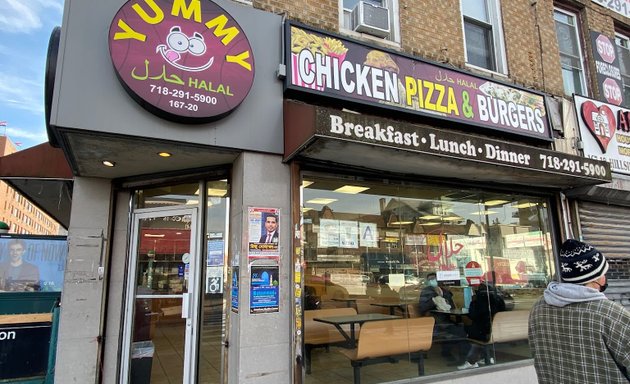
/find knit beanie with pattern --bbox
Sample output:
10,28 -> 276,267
559,239 -> 609,284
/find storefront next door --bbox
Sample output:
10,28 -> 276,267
121,206 -> 201,383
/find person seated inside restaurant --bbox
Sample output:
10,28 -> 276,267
419,272 -> 455,315
419,272 -> 465,363
457,281 -> 507,370
377,275 -> 399,301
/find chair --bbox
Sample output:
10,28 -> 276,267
468,310 -> 530,364
339,317 -> 435,384
304,307 -> 358,373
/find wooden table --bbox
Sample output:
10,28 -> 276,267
431,308 -> 469,323
313,313 -> 400,348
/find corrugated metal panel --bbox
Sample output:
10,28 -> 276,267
577,201 -> 630,260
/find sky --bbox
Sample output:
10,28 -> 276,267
0,0 -> 64,150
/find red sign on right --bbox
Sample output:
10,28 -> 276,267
574,94 -> 630,176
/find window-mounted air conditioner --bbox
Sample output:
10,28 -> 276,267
352,1 -> 390,38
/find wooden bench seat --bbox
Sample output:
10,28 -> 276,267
304,307 -> 357,373
469,309 -> 530,364
339,317 -> 435,384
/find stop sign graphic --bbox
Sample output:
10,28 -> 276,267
603,78 -> 623,105
596,34 -> 616,64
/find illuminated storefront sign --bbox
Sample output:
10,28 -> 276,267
286,23 -> 551,141
109,0 -> 255,122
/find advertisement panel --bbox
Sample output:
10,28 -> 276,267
574,94 -> 630,175
0,237 -> 67,293
250,266 -> 279,314
590,31 -> 623,106
247,207 -> 280,260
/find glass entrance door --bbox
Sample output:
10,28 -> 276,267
122,207 -> 200,384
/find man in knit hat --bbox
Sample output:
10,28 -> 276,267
528,239 -> 630,383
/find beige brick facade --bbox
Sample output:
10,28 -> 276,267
254,0 -> 628,105
0,136 -> 61,235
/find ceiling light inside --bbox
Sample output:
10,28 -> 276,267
306,198 -> 337,205
302,180 -> 314,188
389,220 -> 413,225
334,185 -> 370,194
157,152 -> 172,157
513,202 -> 538,208
207,188 -> 228,197
484,199 -> 509,206
102,160 -> 116,167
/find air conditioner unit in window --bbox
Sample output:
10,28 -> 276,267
352,1 -> 390,38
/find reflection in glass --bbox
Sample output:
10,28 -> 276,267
130,213 -> 192,383
198,179 -> 230,384
301,175 -> 554,382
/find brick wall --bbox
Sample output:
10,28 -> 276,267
399,0 -> 465,66
253,0 -> 628,102
608,258 -> 630,280
254,0 -> 339,33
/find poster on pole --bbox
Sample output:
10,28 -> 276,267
231,267 -> 239,313
250,265 -> 279,314
248,207 -> 280,261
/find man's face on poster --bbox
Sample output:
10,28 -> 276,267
265,216 -> 278,234
9,243 -> 25,265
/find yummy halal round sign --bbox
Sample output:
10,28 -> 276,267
109,0 -> 255,122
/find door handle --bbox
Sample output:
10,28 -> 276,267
182,293 -> 190,319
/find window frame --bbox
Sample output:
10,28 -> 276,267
338,0 -> 401,45
553,6 -> 588,97
460,0 -> 508,75
615,31 -> 630,108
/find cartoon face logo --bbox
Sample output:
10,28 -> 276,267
156,27 -> 214,72
109,0 -> 256,122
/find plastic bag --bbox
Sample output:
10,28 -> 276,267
432,295 -> 452,311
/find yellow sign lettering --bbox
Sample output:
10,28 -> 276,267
205,14 -> 239,45
132,0 -> 164,25
405,76 -> 417,107
171,0 -> 201,22
226,51 -> 252,71
113,19 -> 147,41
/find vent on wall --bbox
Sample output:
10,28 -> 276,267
352,1 -> 390,38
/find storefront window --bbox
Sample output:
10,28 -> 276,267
198,179 -> 230,383
301,175 -> 555,381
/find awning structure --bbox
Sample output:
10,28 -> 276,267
0,142 -> 73,229
283,101 -> 612,190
